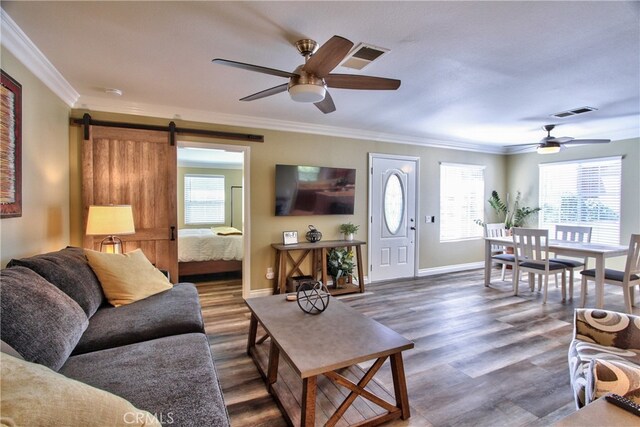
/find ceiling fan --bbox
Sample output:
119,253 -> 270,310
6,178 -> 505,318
511,124 -> 611,154
212,35 -> 400,114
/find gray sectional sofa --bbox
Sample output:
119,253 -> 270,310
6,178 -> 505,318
0,247 -> 230,426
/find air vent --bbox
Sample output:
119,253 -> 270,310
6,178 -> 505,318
340,43 -> 390,70
551,106 -> 597,118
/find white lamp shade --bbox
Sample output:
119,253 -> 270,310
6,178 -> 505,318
537,144 -> 562,154
86,205 -> 135,235
289,84 -> 326,103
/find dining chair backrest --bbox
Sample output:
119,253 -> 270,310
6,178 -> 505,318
555,225 -> 592,243
512,227 -> 549,265
485,223 -> 509,253
623,234 -> 640,282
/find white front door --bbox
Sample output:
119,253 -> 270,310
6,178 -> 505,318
369,154 -> 419,282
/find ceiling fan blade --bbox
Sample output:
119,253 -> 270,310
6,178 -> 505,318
302,35 -> 354,78
563,139 -> 611,145
212,58 -> 298,78
240,83 -> 288,101
549,137 -> 574,143
314,90 -> 336,114
325,74 -> 401,90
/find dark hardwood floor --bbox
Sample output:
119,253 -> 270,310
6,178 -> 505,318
195,269 -> 640,427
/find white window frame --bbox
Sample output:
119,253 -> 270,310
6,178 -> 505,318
538,156 -> 622,245
184,174 -> 225,225
439,162 -> 486,242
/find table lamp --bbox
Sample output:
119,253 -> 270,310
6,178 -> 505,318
86,205 -> 135,253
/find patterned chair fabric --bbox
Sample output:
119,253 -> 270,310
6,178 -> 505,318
568,308 -> 640,408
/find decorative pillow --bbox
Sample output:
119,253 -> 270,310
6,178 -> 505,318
7,247 -> 105,317
587,358 -> 640,404
85,249 -> 172,307
0,267 -> 89,371
0,353 -> 161,427
212,226 -> 242,236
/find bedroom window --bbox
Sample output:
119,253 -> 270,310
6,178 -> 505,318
184,174 -> 225,224
539,156 -> 621,245
440,162 -> 485,242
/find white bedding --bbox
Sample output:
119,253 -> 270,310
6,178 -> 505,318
178,228 -> 243,262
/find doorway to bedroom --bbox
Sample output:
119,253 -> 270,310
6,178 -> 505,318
176,142 -> 250,299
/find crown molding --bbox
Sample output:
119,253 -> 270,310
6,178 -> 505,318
1,9 -> 79,107
76,94 -> 507,154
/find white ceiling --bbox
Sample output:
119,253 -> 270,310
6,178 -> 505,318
2,1 -> 639,153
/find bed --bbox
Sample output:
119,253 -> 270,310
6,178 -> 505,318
178,227 -> 243,277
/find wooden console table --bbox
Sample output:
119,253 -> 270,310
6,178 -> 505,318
272,240 -> 366,296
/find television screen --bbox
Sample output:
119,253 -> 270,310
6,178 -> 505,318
275,164 -> 356,216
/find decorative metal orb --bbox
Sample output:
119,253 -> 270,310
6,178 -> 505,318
305,225 -> 322,242
296,281 -> 330,314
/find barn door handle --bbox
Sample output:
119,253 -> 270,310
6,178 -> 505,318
170,226 -> 176,241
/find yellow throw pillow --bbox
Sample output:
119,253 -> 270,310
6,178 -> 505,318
0,353 -> 161,427
85,249 -> 172,307
211,226 -> 242,236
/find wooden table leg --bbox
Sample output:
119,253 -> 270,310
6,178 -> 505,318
267,341 -> 280,394
595,254 -> 605,309
355,245 -> 365,293
273,249 -> 282,294
301,376 -> 317,427
390,352 -> 411,420
247,314 -> 258,355
484,239 -> 492,287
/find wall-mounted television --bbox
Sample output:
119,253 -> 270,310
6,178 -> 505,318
275,164 -> 356,216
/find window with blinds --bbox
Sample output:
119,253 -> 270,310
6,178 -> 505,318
539,157 -> 621,245
440,163 -> 485,242
184,174 -> 225,225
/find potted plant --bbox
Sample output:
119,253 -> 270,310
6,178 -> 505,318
477,190 -> 541,229
339,222 -> 360,241
327,248 -> 355,288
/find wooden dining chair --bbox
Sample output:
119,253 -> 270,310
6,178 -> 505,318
551,225 -> 592,300
485,223 -> 516,281
580,234 -> 640,313
512,227 -> 567,303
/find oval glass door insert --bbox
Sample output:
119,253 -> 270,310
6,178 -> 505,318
384,173 -> 404,234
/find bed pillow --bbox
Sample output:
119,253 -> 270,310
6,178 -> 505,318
85,249 -> 172,307
212,226 -> 242,236
7,247 -> 105,317
0,267 -> 89,371
587,358 -> 640,404
0,353 -> 161,427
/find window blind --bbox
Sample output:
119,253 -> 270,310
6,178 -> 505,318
440,163 -> 485,242
184,174 -> 225,224
539,157 -> 621,245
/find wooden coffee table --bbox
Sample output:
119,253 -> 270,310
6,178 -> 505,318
246,294 -> 414,427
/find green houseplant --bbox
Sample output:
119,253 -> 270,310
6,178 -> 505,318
327,248 -> 355,288
339,222 -> 360,241
477,190 -> 541,229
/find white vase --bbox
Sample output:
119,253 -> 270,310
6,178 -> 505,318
344,233 -> 354,241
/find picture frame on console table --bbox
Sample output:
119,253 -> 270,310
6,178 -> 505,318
0,70 -> 22,218
283,231 -> 298,245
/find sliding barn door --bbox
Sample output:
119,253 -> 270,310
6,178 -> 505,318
82,126 -> 178,282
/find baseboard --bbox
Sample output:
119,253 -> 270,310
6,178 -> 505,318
418,261 -> 484,277
248,288 -> 274,298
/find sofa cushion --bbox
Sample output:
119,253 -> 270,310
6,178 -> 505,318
587,358 -> 640,404
85,248 -> 172,307
575,309 -> 640,350
73,283 -> 205,355
60,333 -> 230,427
0,267 -> 88,371
7,247 -> 105,317
1,353 -> 161,426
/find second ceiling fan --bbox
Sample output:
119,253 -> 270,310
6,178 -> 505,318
212,35 -> 401,114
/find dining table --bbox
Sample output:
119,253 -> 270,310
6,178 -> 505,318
484,235 -> 628,308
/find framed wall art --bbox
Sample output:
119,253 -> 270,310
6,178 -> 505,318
1,70 -> 22,218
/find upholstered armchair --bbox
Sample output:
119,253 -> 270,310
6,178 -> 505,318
568,308 -> 640,408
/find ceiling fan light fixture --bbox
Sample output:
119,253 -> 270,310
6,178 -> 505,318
537,142 -> 562,154
288,83 -> 326,103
